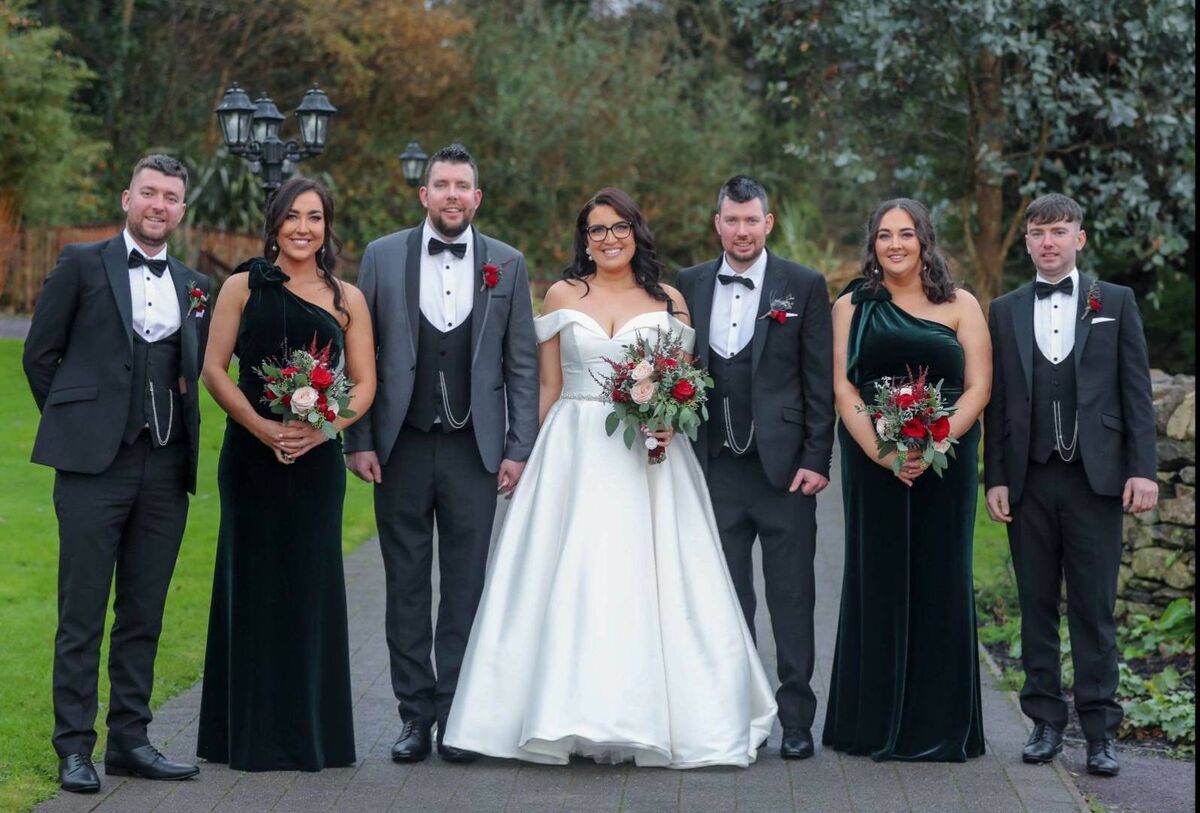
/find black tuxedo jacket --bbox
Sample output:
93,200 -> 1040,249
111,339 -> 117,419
677,251 -> 835,490
23,235 -> 212,493
983,275 -> 1156,503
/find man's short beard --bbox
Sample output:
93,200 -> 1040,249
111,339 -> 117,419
127,218 -> 172,251
431,211 -> 473,239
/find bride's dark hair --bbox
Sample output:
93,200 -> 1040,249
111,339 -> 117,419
562,187 -> 673,313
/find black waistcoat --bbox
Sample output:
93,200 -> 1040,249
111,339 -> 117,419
406,313 -> 473,433
707,342 -> 756,457
1030,344 -> 1078,464
122,329 -> 184,447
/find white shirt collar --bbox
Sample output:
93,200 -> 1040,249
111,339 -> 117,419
423,220 -> 474,253
122,228 -> 167,262
718,249 -> 768,287
1034,266 -> 1079,290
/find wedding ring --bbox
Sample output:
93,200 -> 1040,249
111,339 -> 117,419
282,452 -> 293,462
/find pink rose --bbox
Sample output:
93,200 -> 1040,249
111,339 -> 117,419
631,360 -> 654,381
631,377 -> 657,405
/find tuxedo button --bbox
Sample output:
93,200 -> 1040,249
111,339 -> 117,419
410,365 -> 416,371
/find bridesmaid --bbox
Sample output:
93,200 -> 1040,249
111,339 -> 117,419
823,198 -> 991,761
197,178 -> 375,771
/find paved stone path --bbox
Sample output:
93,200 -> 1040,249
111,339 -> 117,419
37,458 -> 1089,813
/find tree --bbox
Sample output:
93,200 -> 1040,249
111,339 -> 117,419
0,1 -> 106,223
737,0 -> 1195,309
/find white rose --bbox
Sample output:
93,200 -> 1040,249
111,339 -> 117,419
934,438 -> 952,454
875,417 -> 890,438
631,360 -> 654,381
898,386 -> 913,396
290,386 -> 319,416
630,377 -> 657,405
644,435 -> 659,450
327,398 -> 340,416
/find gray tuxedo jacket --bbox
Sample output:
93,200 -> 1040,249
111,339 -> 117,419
342,226 -> 539,472
22,234 -> 211,493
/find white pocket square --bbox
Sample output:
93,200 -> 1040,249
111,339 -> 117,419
1092,316 -> 1115,324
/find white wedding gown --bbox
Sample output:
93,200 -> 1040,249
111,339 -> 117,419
442,308 -> 777,768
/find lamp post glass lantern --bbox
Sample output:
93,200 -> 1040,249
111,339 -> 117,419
214,82 -> 337,203
399,141 -> 428,188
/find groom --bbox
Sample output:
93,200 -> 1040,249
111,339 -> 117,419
677,175 -> 834,759
23,154 -> 208,792
984,193 -> 1157,777
344,144 -> 539,763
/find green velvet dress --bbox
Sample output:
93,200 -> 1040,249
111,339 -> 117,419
197,259 -> 356,772
822,279 -> 985,762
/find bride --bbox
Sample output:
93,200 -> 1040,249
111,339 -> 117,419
442,188 -> 776,768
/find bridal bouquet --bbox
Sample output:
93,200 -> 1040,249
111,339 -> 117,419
592,330 -> 712,464
253,335 -> 357,440
858,365 -> 958,477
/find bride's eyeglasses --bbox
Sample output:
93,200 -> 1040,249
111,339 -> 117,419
586,221 -> 633,242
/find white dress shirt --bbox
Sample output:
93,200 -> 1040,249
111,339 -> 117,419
1033,267 -> 1079,364
124,229 -> 181,342
419,221 -> 475,333
708,250 -> 768,359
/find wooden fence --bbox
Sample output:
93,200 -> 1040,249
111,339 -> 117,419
0,224 -> 360,313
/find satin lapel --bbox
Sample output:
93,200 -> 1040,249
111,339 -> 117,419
752,253 -> 787,374
470,230 -> 491,368
691,260 -> 719,368
1011,282 -> 1035,397
404,227 -> 423,358
102,236 -> 134,353
168,259 -> 198,380
1074,273 -> 1094,380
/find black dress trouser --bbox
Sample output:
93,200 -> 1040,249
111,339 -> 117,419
1008,456 -> 1125,741
51,436 -> 188,756
375,425 -> 498,731
707,449 -> 818,731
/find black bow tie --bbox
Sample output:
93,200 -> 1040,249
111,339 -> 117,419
1035,277 -> 1073,299
129,248 -> 168,277
428,237 -> 467,259
718,273 -> 755,290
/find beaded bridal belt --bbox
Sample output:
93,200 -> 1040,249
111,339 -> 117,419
559,392 -> 607,403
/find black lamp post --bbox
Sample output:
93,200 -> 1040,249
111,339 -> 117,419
399,141 -> 428,188
215,82 -> 337,204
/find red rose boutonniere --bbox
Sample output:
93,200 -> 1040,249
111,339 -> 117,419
1081,280 -> 1101,321
188,286 -> 209,318
480,257 -> 517,292
760,292 -> 796,325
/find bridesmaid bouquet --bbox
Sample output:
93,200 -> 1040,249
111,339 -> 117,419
592,330 -> 712,464
858,365 -> 958,477
253,335 -> 357,440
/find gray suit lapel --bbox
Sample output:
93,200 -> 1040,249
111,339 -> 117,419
1011,283 -> 1035,397
1074,273 -> 1095,380
168,258 -> 198,381
102,237 -> 133,353
691,260 -> 720,368
470,230 -> 491,368
404,228 -> 423,358
752,253 -> 787,374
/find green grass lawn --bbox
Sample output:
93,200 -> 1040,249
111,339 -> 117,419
0,339 -> 377,813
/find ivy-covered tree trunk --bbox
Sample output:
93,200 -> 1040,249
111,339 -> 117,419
971,48 -> 1007,306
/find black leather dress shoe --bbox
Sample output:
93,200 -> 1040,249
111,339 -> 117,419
391,721 -> 432,762
1021,722 -> 1064,764
1086,738 -> 1120,776
104,745 -> 198,780
59,753 -> 100,793
437,741 -> 480,763
780,728 -> 815,759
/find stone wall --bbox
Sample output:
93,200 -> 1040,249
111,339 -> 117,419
1116,370 -> 1196,618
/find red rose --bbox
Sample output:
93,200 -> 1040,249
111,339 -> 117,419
263,387 -> 274,401
190,287 -> 203,297
894,393 -> 919,409
671,379 -> 697,402
1088,296 -> 1101,312
873,411 -> 882,421
771,310 -> 787,325
930,416 -> 951,442
324,410 -> 336,422
282,393 -> 292,406
901,417 -> 928,439
482,263 -> 500,288
281,366 -> 299,378
310,366 -> 333,389
658,357 -> 678,369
